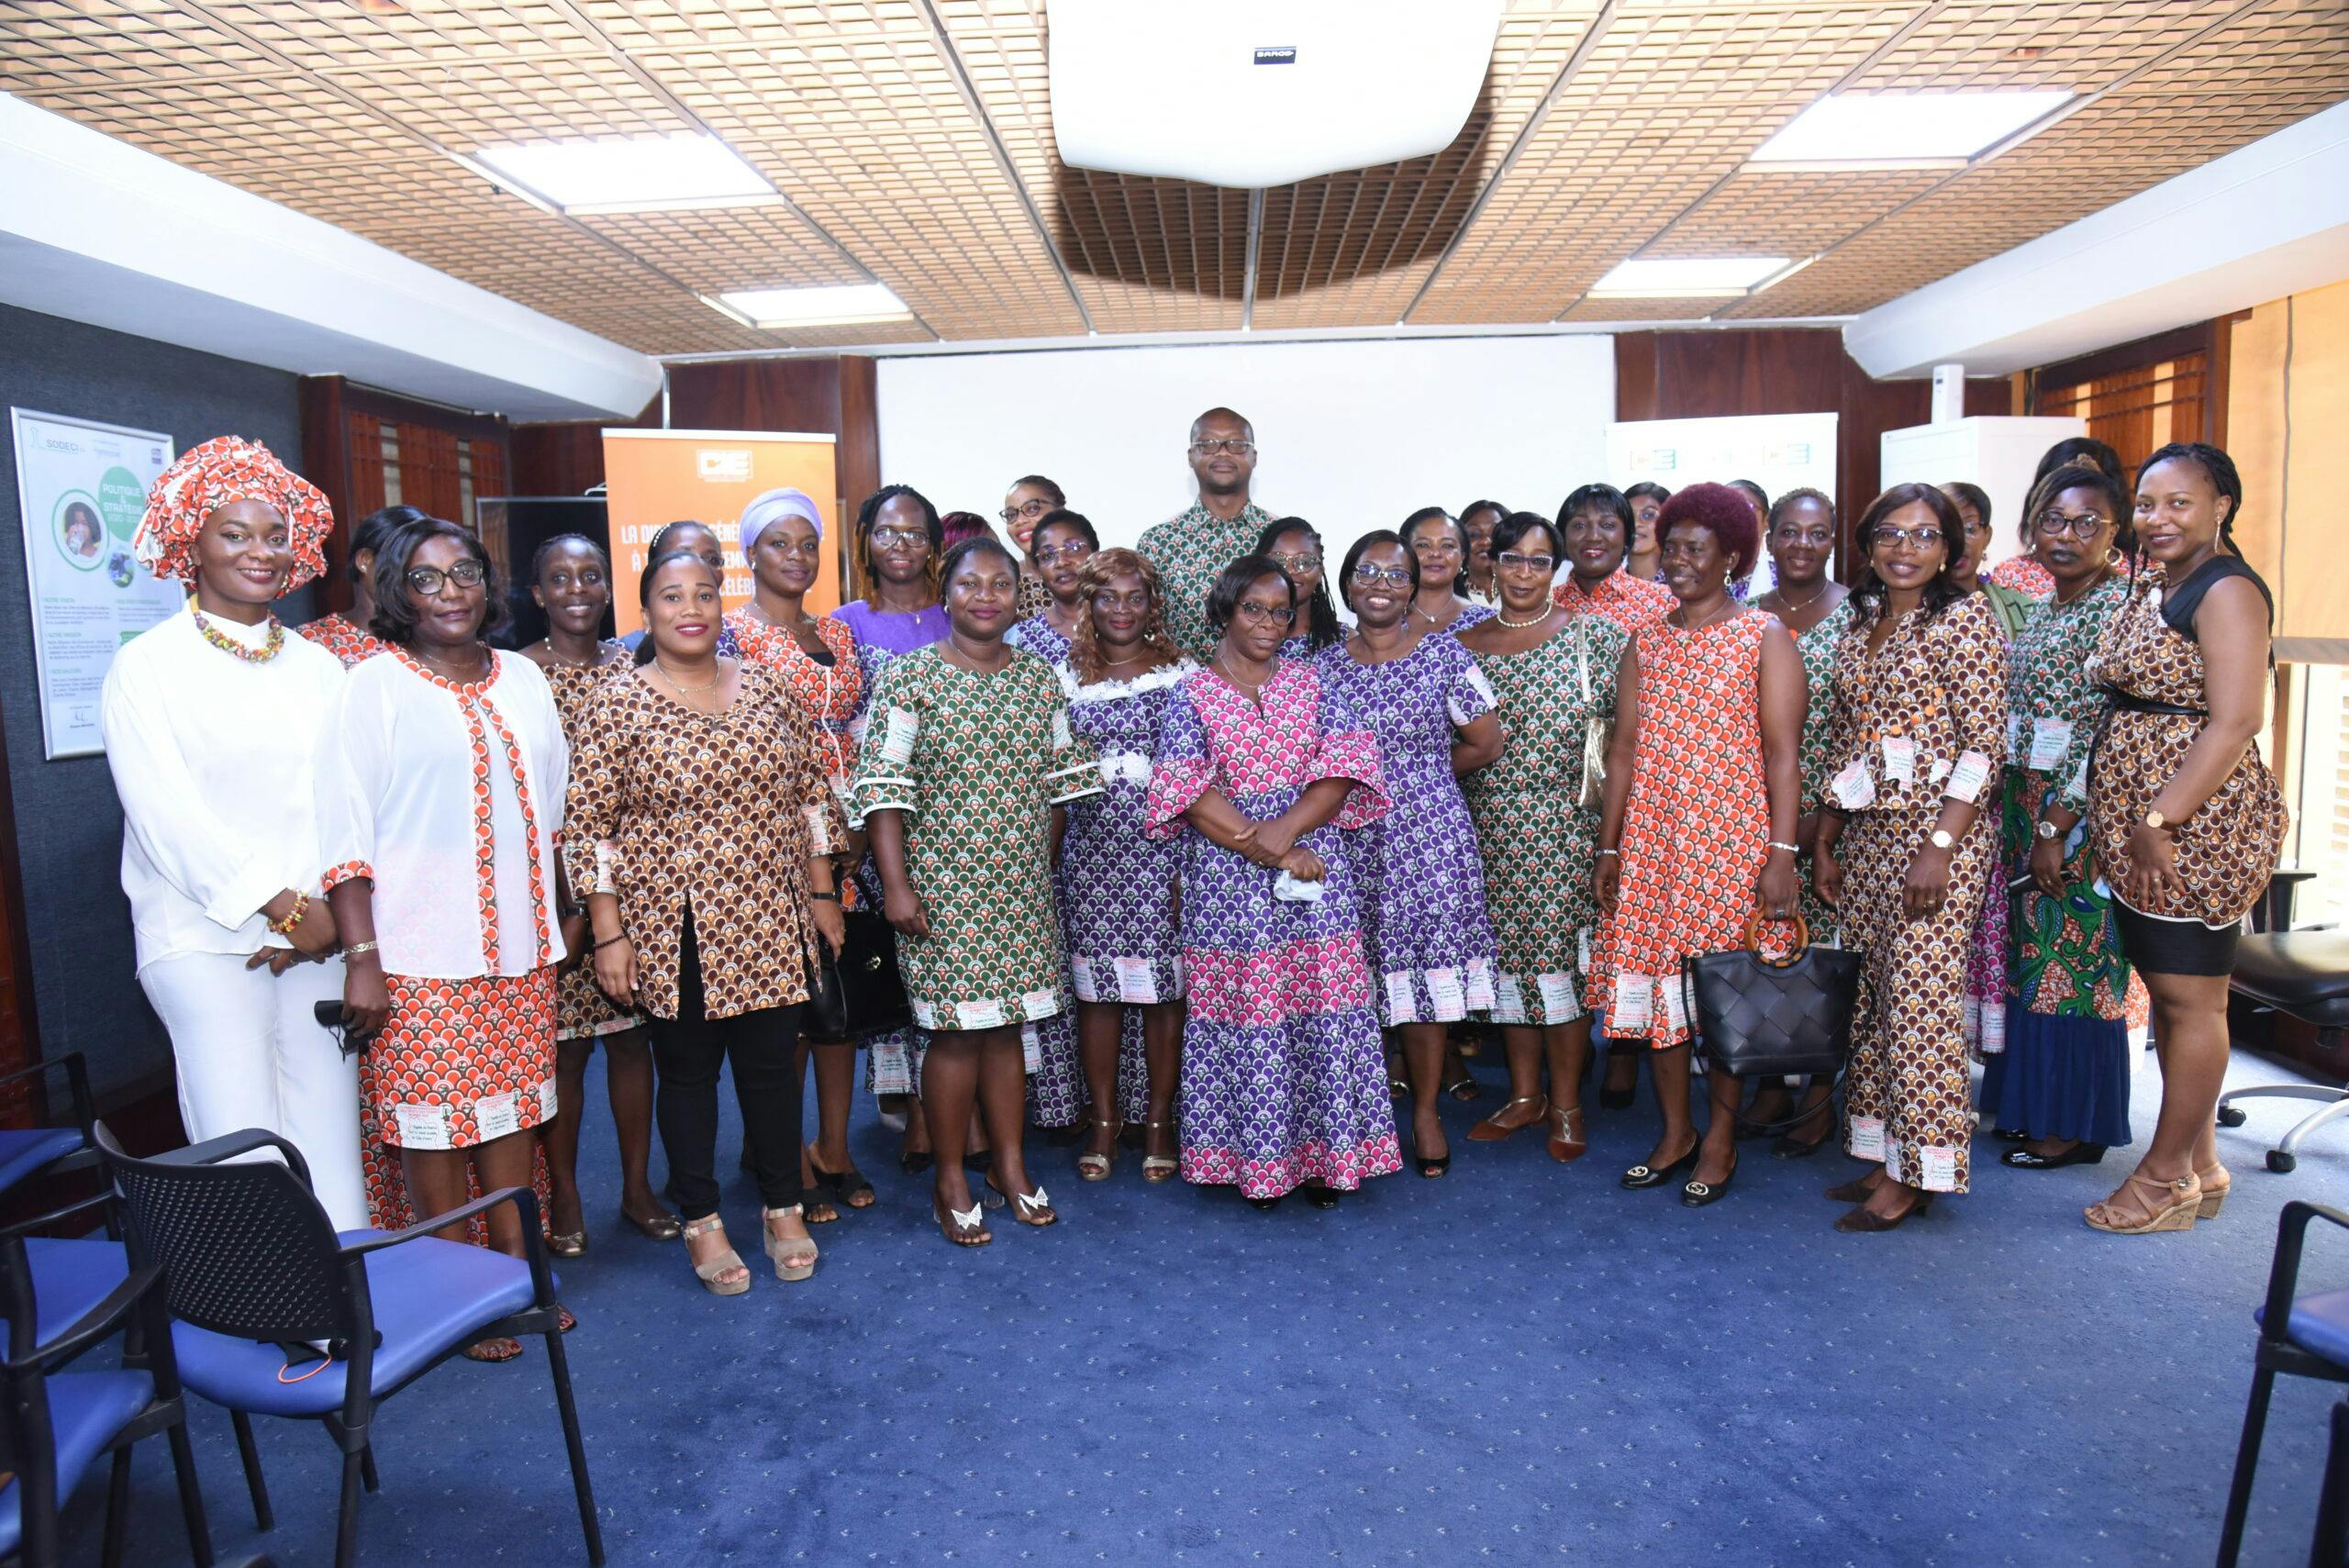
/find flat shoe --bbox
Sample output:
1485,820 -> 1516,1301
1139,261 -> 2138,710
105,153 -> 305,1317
2000,1142 -> 2107,1170
1620,1145 -> 1698,1190
1468,1095 -> 1547,1142
547,1230 -> 586,1259
1546,1106 -> 1587,1164
1681,1158 -> 1738,1207
625,1207 -> 683,1241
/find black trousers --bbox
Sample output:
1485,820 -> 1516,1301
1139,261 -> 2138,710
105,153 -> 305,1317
651,914 -> 803,1221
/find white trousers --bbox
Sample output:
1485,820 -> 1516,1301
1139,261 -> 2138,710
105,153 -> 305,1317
139,951 -> 368,1230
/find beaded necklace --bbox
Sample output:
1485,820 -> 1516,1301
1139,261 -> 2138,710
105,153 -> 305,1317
192,606 -> 284,663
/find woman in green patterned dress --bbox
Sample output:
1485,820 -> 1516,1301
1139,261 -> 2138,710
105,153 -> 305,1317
1983,463 -> 2141,1170
1457,513 -> 1626,1162
852,537 -> 1101,1246
1744,487 -> 1850,1155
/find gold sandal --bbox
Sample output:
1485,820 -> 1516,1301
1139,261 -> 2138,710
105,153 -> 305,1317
1469,1095 -> 1548,1142
2196,1162 -> 2231,1220
682,1215 -> 751,1295
2085,1170 -> 2201,1234
1141,1119 -> 1178,1184
1076,1117 -> 1119,1182
763,1205 -> 818,1281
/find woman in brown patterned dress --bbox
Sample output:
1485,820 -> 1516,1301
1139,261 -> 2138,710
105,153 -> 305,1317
566,550 -> 848,1293
522,534 -> 675,1252
2082,443 -> 2288,1234
1813,484 -> 2009,1232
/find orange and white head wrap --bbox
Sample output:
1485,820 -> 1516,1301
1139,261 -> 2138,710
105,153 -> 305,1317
133,435 -> 334,590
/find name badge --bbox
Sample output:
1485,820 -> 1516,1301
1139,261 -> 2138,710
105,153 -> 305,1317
395,1101 -> 451,1151
1069,954 -> 1097,1003
1849,1115 -> 1886,1161
958,997 -> 1005,1029
879,706 -> 918,766
475,1091 -> 521,1142
2028,717 -> 2074,773
1492,973 -> 1526,1024
1831,758 -> 1876,810
1882,736 -> 1917,786
1464,959 -> 1495,1012
1920,1145 -> 1959,1191
1114,956 -> 1158,1004
1426,967 -> 1465,1020
1019,988 -> 1058,1021
1384,972 -> 1419,1024
1537,972 -> 1577,1019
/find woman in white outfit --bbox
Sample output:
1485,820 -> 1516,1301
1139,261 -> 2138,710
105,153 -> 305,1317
102,435 -> 366,1228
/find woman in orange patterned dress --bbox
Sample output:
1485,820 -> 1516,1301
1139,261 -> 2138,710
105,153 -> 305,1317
726,487 -> 873,1218
1592,484 -> 1804,1208
1812,485 -> 2009,1232
2082,443 -> 2288,1234
298,503 -> 417,668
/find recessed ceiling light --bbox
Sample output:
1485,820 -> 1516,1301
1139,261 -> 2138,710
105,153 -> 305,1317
708,284 -> 914,329
468,132 -> 776,215
1748,90 -> 2072,170
1588,257 -> 1788,299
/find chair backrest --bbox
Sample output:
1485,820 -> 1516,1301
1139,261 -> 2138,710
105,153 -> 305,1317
101,1133 -> 353,1346
0,1234 -> 64,1548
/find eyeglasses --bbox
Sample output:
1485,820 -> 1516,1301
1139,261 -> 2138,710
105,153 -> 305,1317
870,526 -> 930,549
405,559 -> 486,595
2034,509 -> 2109,539
1496,550 -> 1555,573
1190,439 -> 1256,457
1267,550 -> 1321,573
1961,519 -> 1992,539
1351,564 -> 1413,589
1869,527 -> 1945,550
1034,539 -> 1093,563
1000,498 -> 1053,522
1232,601 -> 1295,626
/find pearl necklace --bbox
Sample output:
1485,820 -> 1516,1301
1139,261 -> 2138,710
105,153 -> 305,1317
1496,606 -> 1552,629
192,607 -> 284,663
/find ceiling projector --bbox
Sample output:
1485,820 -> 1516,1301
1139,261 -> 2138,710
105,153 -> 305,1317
1047,0 -> 1507,189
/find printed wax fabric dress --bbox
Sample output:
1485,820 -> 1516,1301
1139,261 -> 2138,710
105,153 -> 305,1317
1981,574 -> 2143,1147
1005,612 -> 1074,667
1058,658 -> 1196,1121
1590,612 -> 1773,1046
849,648 -> 1100,1033
1462,614 -> 1628,1025
1316,634 -> 1500,1025
541,647 -> 640,1043
1143,662 -> 1399,1197
1789,602 -> 1853,943
1136,500 -> 1275,662
1001,617 -> 1085,1118
298,612 -> 387,670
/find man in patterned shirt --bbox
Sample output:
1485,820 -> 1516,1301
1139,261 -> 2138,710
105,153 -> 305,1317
1137,406 -> 1275,661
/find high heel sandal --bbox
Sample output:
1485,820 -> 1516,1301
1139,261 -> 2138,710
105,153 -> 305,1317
1444,1072 -> 1483,1104
2196,1162 -> 2231,1219
986,1179 -> 1059,1227
1141,1119 -> 1179,1184
763,1205 -> 818,1281
1469,1095 -> 1548,1143
807,1149 -> 877,1210
2084,1170 -> 2201,1234
933,1191 -> 990,1247
1546,1105 -> 1587,1164
1076,1118 -> 1119,1182
682,1216 -> 751,1296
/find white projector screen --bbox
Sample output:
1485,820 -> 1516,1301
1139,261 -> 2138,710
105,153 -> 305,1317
874,335 -> 1615,574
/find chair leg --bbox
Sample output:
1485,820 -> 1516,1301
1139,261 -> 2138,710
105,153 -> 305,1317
541,1325 -> 605,1566
231,1409 -> 274,1531
360,1443 -> 381,1494
2221,1365 -> 2281,1567
2315,1398 -> 2349,1568
334,1447 -> 365,1568
166,1415 -> 218,1568
101,1445 -> 133,1568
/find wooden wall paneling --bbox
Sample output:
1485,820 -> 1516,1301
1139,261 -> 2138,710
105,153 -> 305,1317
837,357 -> 880,517
1613,333 -> 1661,424
666,360 -> 842,435
300,374 -> 354,612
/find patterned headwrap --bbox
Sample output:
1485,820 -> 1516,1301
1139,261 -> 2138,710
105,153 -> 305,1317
738,486 -> 823,560
133,435 -> 334,590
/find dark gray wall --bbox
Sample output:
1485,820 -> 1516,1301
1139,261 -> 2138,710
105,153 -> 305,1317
0,303 -> 314,1101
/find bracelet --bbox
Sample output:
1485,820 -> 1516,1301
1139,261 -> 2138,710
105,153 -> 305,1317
343,940 -> 378,956
810,890 -> 841,903
265,889 -> 310,937
594,933 -> 629,951
1767,840 -> 1802,855
1596,848 -> 1620,859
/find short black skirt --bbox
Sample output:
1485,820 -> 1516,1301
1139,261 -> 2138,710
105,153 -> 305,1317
2113,900 -> 2241,977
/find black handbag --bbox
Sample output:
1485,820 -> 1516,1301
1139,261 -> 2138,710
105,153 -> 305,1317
806,906 -> 911,1041
1680,913 -> 1864,1078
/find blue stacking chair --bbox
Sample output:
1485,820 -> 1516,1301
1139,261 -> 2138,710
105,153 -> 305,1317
0,1225 -> 212,1567
0,1054 -> 96,1198
98,1129 -> 601,1568
2220,1200 -> 2349,1565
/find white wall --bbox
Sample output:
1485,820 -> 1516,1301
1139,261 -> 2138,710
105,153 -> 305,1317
874,335 -> 1614,563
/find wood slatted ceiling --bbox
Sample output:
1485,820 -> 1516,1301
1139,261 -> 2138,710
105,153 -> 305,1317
3,0 -> 2343,359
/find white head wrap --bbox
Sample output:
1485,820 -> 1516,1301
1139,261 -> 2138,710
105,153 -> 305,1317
739,487 -> 823,560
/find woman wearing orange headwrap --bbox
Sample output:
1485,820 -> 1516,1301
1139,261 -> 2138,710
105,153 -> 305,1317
101,436 -> 368,1227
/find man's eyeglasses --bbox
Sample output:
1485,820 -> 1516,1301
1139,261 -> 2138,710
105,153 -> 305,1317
1351,565 -> 1413,589
1190,439 -> 1256,457
1496,550 -> 1554,573
2034,509 -> 2109,539
1232,600 -> 1295,626
1000,498 -> 1052,522
406,559 -> 486,595
1268,550 -> 1321,573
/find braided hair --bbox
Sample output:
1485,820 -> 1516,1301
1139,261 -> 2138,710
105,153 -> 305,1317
2135,441 -> 2243,560
1254,516 -> 1341,652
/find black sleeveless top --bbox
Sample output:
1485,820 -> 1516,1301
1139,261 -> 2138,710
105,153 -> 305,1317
2159,554 -> 2273,640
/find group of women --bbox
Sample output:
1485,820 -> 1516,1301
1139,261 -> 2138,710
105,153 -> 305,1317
103,428 -> 2288,1341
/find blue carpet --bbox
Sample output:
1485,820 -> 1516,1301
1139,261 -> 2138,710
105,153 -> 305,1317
70,1049 -> 2349,1566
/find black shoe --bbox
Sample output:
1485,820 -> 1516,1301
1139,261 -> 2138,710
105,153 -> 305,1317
1598,1084 -> 1636,1110
1305,1184 -> 1341,1210
1772,1129 -> 1834,1160
1681,1158 -> 1738,1207
1247,1195 -> 1283,1212
899,1149 -> 933,1176
1620,1144 -> 1698,1190
1417,1146 -> 1452,1179
2000,1141 -> 2108,1170
1989,1126 -> 2030,1142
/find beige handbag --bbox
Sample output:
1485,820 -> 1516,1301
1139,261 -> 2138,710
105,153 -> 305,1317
1576,617 -> 1611,809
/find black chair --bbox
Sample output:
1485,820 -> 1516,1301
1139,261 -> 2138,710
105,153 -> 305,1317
2219,1200 -> 2349,1566
98,1129 -> 600,1568
0,1226 -> 212,1567
2218,930 -> 2349,1173
0,1054 -> 96,1198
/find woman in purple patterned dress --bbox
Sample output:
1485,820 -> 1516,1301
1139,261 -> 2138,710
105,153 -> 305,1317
1317,531 -> 1503,1179
1060,548 -> 1193,1183
1400,507 -> 1497,634
1005,509 -> 1096,668
1145,556 -> 1397,1210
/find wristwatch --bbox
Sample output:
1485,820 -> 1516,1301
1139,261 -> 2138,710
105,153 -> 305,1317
2035,818 -> 2061,841
1929,828 -> 1956,851
2143,808 -> 2171,831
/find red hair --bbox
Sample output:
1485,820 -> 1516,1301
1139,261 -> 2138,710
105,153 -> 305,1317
1656,482 -> 1759,581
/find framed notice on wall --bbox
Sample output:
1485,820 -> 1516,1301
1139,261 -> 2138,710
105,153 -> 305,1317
599,428 -> 840,639
1606,412 -> 1841,595
9,408 -> 183,760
